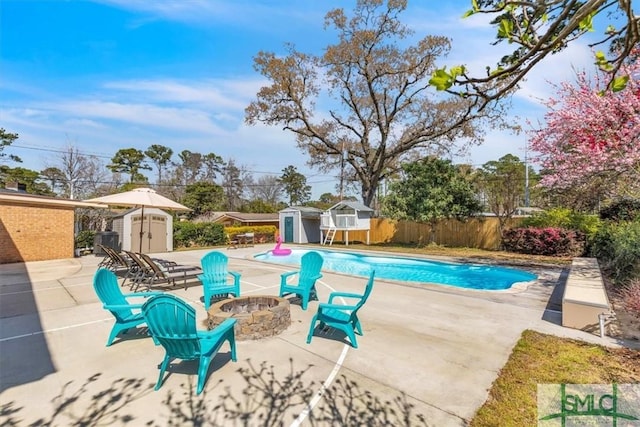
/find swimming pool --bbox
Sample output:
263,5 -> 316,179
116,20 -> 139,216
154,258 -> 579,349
254,249 -> 537,290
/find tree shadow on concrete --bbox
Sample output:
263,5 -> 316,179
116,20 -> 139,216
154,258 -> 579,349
310,375 -> 430,427
1,361 -> 431,426
0,373 -> 152,426
158,358 -> 315,426
160,358 -> 430,426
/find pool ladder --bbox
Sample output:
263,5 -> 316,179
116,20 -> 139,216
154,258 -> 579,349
322,227 -> 337,245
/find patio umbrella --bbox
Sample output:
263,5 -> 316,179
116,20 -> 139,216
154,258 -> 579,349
86,187 -> 191,253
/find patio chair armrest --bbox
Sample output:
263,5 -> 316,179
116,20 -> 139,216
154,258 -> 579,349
198,273 -> 218,284
280,270 -> 299,282
318,302 -> 358,312
327,292 -> 362,303
228,271 -> 241,281
197,318 -> 237,339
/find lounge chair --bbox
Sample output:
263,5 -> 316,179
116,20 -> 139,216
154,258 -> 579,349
137,252 -> 202,290
306,269 -> 375,348
98,246 -> 140,285
123,251 -> 157,291
198,251 -> 241,310
97,245 -> 127,271
279,251 -> 323,310
92,268 -> 160,346
141,293 -> 237,395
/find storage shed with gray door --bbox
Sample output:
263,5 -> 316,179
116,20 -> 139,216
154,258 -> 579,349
111,207 -> 174,253
278,206 -> 323,244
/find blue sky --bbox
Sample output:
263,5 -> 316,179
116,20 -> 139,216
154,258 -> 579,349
0,0 -> 606,199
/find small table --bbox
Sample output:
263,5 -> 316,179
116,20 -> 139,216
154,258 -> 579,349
235,233 -> 254,248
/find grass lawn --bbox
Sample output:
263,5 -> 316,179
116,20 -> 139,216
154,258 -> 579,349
470,330 -> 640,426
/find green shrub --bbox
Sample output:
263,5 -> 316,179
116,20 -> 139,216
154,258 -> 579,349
521,208 -> 601,252
225,225 -> 277,244
521,208 -> 601,236
599,198 -> 640,222
173,221 -> 200,248
75,230 -> 95,249
502,227 -> 585,256
196,222 -> 225,247
590,220 -> 640,284
173,222 -> 277,248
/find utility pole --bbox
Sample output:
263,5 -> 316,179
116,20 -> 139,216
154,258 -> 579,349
338,142 -> 345,200
524,141 -> 530,207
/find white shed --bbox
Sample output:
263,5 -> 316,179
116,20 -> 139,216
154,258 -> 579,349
320,201 -> 374,245
112,207 -> 174,253
278,206 -> 323,244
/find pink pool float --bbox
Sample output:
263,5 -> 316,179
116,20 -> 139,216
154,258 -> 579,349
271,236 -> 292,256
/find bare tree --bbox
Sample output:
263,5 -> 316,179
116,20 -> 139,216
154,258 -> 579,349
42,145 -> 95,199
81,156 -> 112,198
246,0 -> 503,207
221,159 -> 251,211
248,175 -> 284,206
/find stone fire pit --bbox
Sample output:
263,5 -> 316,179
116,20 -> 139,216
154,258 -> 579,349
205,295 -> 291,340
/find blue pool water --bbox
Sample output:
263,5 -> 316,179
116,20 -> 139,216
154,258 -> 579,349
254,249 -> 537,290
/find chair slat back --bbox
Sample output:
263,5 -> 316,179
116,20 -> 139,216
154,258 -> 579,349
142,294 -> 201,360
299,251 -> 324,287
93,268 -> 133,321
353,270 -> 375,314
138,253 -> 165,276
109,248 -> 129,268
200,251 -> 230,284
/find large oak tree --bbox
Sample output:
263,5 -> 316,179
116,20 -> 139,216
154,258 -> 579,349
246,0 -> 502,207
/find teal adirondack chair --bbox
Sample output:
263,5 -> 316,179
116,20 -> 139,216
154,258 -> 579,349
279,251 -> 324,310
92,268 -> 161,346
198,251 -> 241,310
141,294 -> 237,395
306,270 -> 375,349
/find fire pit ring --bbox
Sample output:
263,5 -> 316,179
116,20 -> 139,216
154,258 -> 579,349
205,295 -> 291,340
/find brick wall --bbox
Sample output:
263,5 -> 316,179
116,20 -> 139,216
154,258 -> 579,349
0,203 -> 75,264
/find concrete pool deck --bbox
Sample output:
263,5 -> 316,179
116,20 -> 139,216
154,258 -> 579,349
0,245 -> 635,426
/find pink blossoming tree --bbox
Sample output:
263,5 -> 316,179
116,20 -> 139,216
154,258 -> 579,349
528,53 -> 640,205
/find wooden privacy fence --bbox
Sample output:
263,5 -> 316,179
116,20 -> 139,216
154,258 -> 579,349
335,217 -> 525,250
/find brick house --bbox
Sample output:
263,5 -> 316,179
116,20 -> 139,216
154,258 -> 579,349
0,191 -> 102,264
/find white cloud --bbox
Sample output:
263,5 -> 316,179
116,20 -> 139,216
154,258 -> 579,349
91,0 -> 326,32
102,79 -> 250,110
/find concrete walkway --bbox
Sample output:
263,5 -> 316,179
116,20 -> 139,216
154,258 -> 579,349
0,245 -> 631,426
